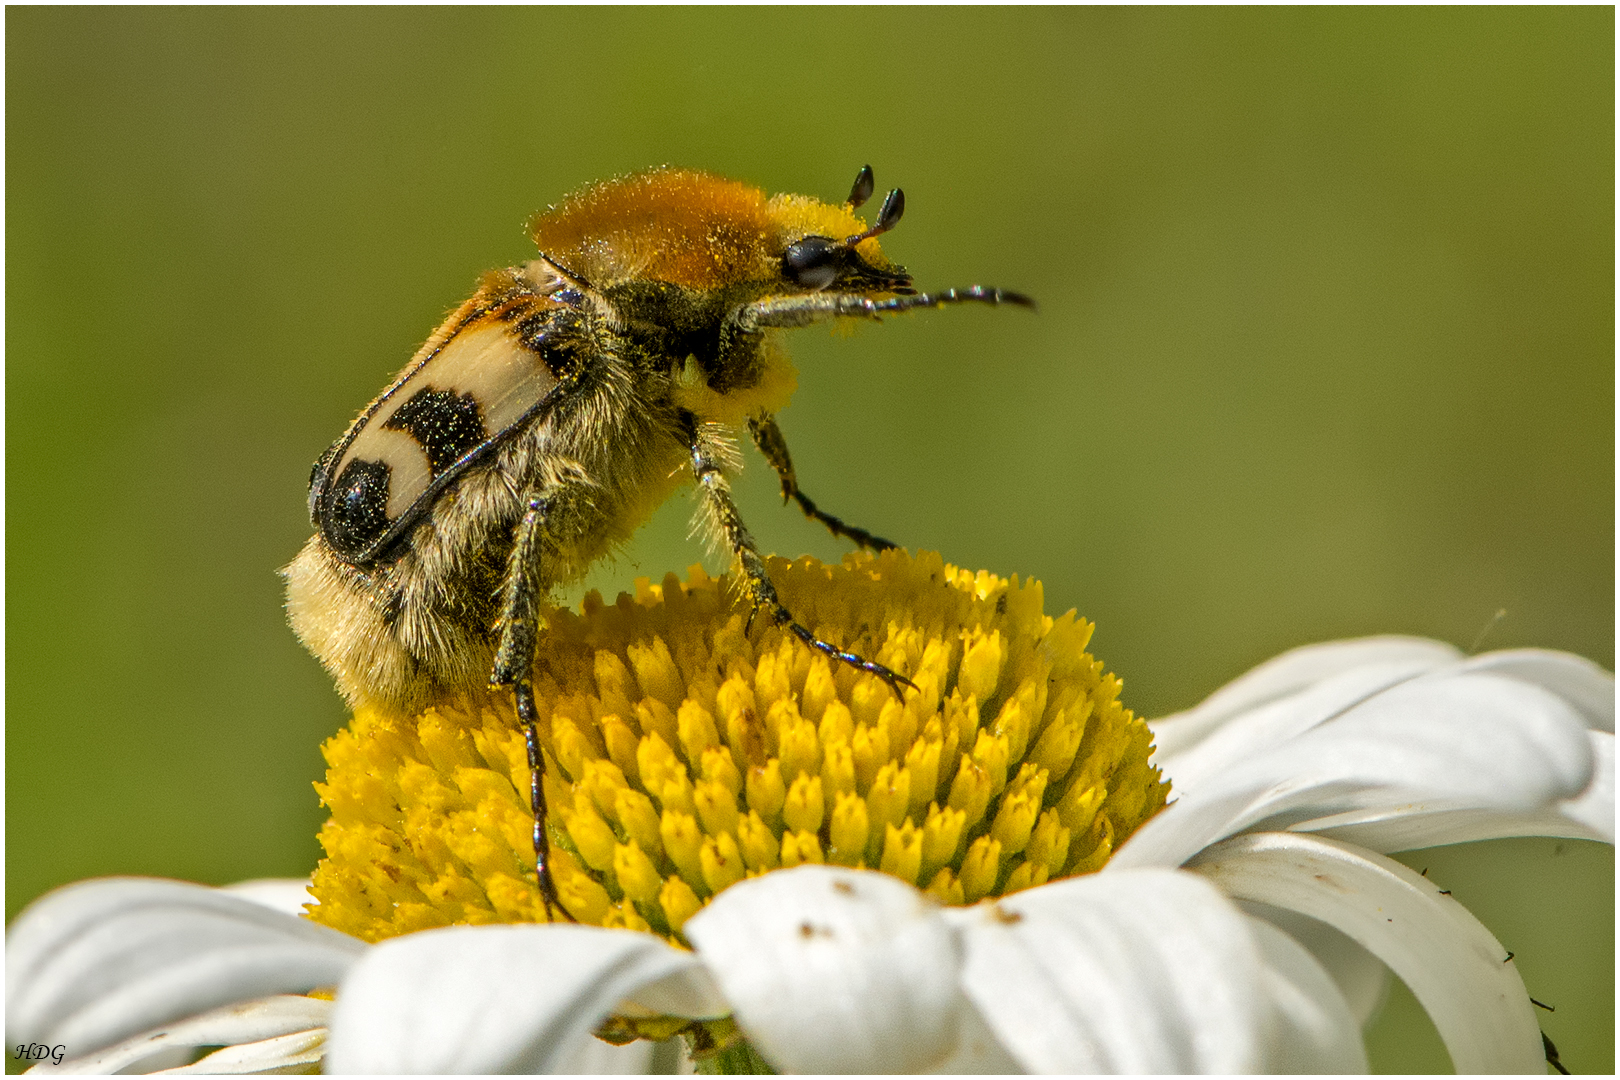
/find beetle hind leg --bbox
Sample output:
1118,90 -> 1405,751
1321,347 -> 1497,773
490,494 -> 573,923
690,412 -> 915,698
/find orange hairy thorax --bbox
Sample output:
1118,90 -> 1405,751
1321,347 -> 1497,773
528,166 -> 897,291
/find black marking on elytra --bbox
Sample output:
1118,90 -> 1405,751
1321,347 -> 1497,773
306,444 -> 339,525
536,340 -> 580,381
319,384 -> 566,567
312,295 -> 577,568
324,458 -> 392,554
514,307 -> 584,380
384,388 -> 488,475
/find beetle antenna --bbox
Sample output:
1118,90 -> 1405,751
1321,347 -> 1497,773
868,285 -> 1036,313
846,165 -> 875,209
845,188 -> 905,246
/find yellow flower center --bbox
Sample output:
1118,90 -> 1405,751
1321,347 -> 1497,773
306,550 -> 1168,945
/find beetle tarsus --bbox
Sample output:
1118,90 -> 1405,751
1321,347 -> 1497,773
515,679 -> 571,922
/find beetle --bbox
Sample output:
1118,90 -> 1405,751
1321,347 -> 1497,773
284,165 -> 1032,914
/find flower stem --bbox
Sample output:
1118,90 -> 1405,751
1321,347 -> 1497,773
691,1037 -> 775,1074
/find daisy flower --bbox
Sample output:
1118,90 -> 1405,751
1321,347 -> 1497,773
7,551 -> 1610,1073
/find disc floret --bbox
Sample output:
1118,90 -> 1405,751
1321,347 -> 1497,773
307,550 -> 1168,944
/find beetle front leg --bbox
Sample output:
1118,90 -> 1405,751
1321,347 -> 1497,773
747,413 -> 898,553
683,411 -> 914,697
490,493 -> 573,923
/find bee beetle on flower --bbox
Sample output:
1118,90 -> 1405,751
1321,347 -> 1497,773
9,168 -> 1606,1080
283,165 -> 1034,916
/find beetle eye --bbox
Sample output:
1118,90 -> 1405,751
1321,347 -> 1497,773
782,235 -> 841,290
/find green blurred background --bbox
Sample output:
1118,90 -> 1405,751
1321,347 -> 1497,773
7,8 -> 1611,1072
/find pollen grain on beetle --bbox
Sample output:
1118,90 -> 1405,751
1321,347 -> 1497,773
305,550 -> 1167,944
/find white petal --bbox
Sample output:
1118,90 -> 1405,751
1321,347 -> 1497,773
1188,832 -> 1543,1073
616,958 -> 730,1020
218,880 -> 315,918
1287,802 -> 1608,853
6,879 -> 363,1057
159,1027 -> 327,1074
324,924 -> 716,1074
1453,649 -> 1614,732
1280,733 -> 1613,850
1234,901 -> 1389,1027
944,869 -> 1273,1073
1151,659 -> 1461,799
1115,671 -> 1594,869
26,995 -> 328,1075
1243,918 -> 1368,1072
1560,728 -> 1615,841
684,865 -> 964,1074
1149,636 -> 1461,762
923,1001 -> 1023,1074
552,1036 -> 656,1074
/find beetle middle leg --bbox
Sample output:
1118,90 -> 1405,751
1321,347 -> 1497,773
490,492 -> 573,922
684,410 -> 915,697
747,413 -> 897,553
